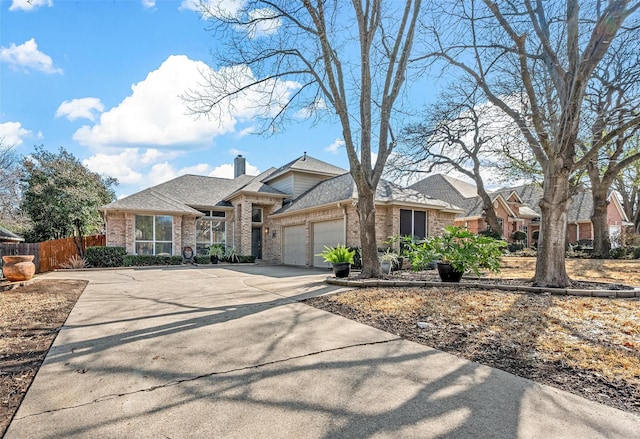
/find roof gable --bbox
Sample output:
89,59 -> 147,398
263,154 -> 347,183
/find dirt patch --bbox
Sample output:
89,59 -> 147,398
0,279 -> 87,436
307,258 -> 640,414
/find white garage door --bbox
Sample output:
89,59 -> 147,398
312,219 -> 345,268
283,225 -> 306,265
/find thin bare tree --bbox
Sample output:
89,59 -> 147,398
390,82 -> 508,236
418,0 -> 639,287
184,0 -> 424,277
580,35 -> 640,257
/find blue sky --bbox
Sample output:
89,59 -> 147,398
1,0 -> 438,198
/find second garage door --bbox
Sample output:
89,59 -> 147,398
312,219 -> 345,268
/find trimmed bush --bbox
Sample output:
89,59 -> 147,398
238,255 -> 257,263
85,246 -> 126,268
609,247 -> 627,259
633,246 -> 640,259
123,255 -> 183,267
195,255 -> 211,264
507,243 -> 524,253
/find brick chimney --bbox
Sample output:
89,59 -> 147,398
234,155 -> 246,178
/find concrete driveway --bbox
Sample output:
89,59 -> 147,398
5,265 -> 640,438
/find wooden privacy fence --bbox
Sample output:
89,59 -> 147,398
0,235 -> 105,274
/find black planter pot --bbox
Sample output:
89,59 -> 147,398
210,255 -> 219,264
437,262 -> 464,282
332,262 -> 351,278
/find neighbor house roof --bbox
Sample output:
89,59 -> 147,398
0,225 -> 24,242
272,173 -> 463,216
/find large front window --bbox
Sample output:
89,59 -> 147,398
400,209 -> 427,240
196,214 -> 226,255
135,215 -> 173,255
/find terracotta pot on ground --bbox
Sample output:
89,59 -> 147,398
2,255 -> 36,282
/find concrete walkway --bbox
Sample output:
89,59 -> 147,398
5,265 -> 639,438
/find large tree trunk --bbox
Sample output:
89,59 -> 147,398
535,173 -> 571,287
479,192 -> 502,237
591,190 -> 611,258
356,183 -> 382,278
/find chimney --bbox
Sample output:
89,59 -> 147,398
234,155 -> 246,178
303,151 -> 307,160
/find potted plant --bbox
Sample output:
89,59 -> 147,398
209,244 -> 225,264
379,249 -> 399,275
316,244 -> 355,278
421,226 -> 505,282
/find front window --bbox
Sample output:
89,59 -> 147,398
196,214 -> 226,255
400,209 -> 427,240
135,215 -> 173,255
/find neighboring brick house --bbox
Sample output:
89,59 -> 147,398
100,154 -> 463,267
410,174 -> 630,247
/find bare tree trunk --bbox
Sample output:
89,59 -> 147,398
478,191 -> 502,237
356,183 -> 381,277
591,192 -> 611,257
535,173 -> 571,287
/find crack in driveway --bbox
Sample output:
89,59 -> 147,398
16,338 -> 401,420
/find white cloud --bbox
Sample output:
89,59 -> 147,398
73,55 -> 237,148
83,147 -> 259,191
142,0 -> 156,9
242,8 -> 281,39
9,0 -> 53,12
325,138 -> 345,154
82,148 -> 182,185
0,38 -> 62,74
180,0 -> 244,18
73,55 -> 299,150
56,98 -> 104,121
208,161 -> 259,179
0,121 -> 32,146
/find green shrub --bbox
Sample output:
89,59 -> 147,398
511,230 -> 527,242
609,247 -> 627,259
507,243 -> 524,253
633,246 -> 640,259
123,255 -> 183,267
238,255 -> 257,263
85,246 -> 126,267
195,255 -> 211,264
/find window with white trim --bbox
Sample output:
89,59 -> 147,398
135,215 -> 173,255
400,209 -> 428,240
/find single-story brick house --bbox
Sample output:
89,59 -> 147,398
410,174 -> 630,247
100,154 -> 463,266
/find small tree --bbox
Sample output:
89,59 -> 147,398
0,138 -> 27,233
21,146 -> 117,254
391,82 -> 511,237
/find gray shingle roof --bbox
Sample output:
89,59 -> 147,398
263,154 -> 347,182
0,225 -> 23,242
102,171 -> 288,213
273,173 -> 462,215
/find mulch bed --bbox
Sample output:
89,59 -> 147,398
0,279 -> 87,436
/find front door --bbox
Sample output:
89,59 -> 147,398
251,227 -> 262,259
